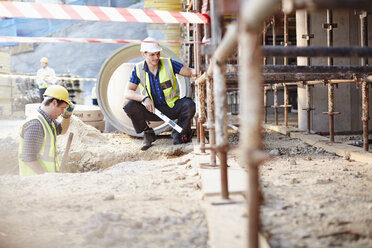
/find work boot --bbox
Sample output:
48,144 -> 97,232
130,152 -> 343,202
141,128 -> 156,151
172,132 -> 183,145
182,129 -> 193,143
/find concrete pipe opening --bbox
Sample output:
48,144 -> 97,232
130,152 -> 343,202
97,44 -> 191,137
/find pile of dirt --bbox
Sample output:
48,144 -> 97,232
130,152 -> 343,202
0,115 -> 193,175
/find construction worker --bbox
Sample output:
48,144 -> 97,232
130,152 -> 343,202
124,37 -> 195,150
91,84 -> 98,106
18,85 -> 75,175
36,57 -> 58,102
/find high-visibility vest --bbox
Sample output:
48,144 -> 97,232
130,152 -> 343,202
36,67 -> 56,89
18,113 -> 60,175
136,58 -> 179,108
91,86 -> 97,100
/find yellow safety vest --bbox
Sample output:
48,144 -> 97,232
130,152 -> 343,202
136,58 -> 179,108
18,113 -> 60,175
91,86 -> 97,100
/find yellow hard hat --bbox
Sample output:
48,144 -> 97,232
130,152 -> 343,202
40,57 -> 48,63
43,85 -> 69,104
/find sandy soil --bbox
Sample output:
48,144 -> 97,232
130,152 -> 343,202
1,116 -> 372,247
260,131 -> 372,248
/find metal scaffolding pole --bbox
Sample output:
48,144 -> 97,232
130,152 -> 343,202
239,29 -> 263,248
194,0 -> 202,145
324,9 -> 338,142
194,0 -> 206,153
213,58 -> 229,199
264,65 -> 372,73
264,87 -> 268,123
283,13 -> 289,65
304,84 -> 314,133
283,0 -> 372,13
272,16 -> 277,65
282,84 -> 291,126
224,72 -> 357,82
273,84 -> 279,125
206,76 -> 216,165
362,80 -> 370,151
240,0 -> 281,247
262,46 -> 372,57
360,11 -> 369,151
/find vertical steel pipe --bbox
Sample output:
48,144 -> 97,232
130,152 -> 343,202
306,84 -> 311,133
264,87 -> 268,123
272,16 -> 277,65
360,11 -> 369,151
194,0 -> 202,145
240,0 -> 281,246
362,81 -> 369,151
239,30 -> 263,248
326,9 -> 334,66
326,9 -> 335,142
207,76 -> 216,164
305,10 -> 311,66
274,84 -> 279,125
328,83 -> 335,142
213,58 -> 229,199
284,84 -> 289,126
263,21 -> 268,65
284,13 -> 289,66
199,82 -> 206,153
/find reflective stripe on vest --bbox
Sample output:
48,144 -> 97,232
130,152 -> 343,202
18,113 -> 60,175
136,58 -> 179,108
39,84 -> 48,89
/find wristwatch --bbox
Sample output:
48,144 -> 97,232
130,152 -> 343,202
142,96 -> 149,103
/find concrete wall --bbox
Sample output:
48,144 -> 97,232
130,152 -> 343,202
296,9 -> 372,133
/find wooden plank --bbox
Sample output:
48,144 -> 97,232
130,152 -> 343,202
290,132 -> 372,164
203,195 -> 271,248
199,167 -> 248,196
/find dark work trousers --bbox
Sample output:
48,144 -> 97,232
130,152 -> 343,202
39,88 -> 47,103
124,97 -> 196,136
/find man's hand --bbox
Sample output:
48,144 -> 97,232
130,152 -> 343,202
143,97 -> 155,113
62,101 -> 75,119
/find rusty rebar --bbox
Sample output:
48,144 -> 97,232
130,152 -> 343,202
284,13 -> 289,65
264,87 -> 268,123
284,84 -> 289,126
194,0 -> 202,145
206,76 -> 216,165
360,11 -> 369,151
262,46 -> 372,57
361,81 -> 369,151
272,16 -> 277,65
274,84 -> 279,125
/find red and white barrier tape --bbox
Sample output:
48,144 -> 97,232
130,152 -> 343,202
0,1 -> 209,24
0,74 -> 96,82
0,36 -> 206,45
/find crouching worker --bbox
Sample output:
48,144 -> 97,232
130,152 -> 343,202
123,37 -> 196,151
18,85 -> 75,175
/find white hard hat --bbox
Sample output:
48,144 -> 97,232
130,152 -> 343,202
140,37 -> 162,53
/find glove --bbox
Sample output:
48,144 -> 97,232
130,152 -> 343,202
62,101 -> 75,119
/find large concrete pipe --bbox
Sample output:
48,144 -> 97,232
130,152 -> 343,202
97,44 -> 191,137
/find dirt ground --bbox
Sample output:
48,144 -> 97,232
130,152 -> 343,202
0,116 -> 372,247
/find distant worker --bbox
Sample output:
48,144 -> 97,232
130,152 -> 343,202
36,57 -> 58,102
92,84 -> 98,106
124,37 -> 195,150
18,85 -> 75,175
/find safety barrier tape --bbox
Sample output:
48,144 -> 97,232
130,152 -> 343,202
0,73 -> 96,82
0,1 -> 210,24
0,36 -> 206,45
